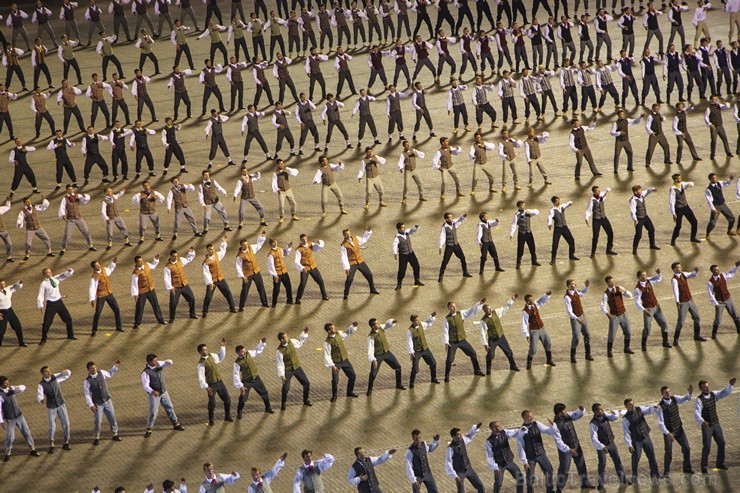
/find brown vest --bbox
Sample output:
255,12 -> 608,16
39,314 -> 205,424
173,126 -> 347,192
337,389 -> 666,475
23,207 -> 41,230
524,304 -> 544,329
90,82 -> 105,101
675,274 -> 692,302
104,199 -> 118,219
604,289 -> 626,315
171,186 -> 189,209
0,94 -> 10,112
526,137 -> 541,159
364,159 -> 379,178
139,192 -> 157,214
501,140 -> 516,160
268,248 -> 287,275
32,93 -> 48,113
65,195 -> 82,220
564,291 -> 584,317
204,255 -> 225,282
297,244 -> 317,271
275,171 -> 291,191
710,275 -> 731,302
92,270 -> 113,297
239,177 -> 255,199
201,183 -> 218,205
168,259 -> 188,288
439,147 -> 452,169
61,87 -> 77,108
403,149 -> 417,171
319,166 -> 335,186
237,246 -> 260,276
635,281 -> 658,308
134,264 -> 155,293
111,81 -> 125,100
342,236 -> 364,265
473,143 -> 488,164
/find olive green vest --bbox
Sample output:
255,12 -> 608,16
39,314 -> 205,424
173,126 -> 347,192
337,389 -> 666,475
326,335 -> 348,363
370,330 -> 390,356
446,312 -> 466,343
279,342 -> 300,371
409,324 -> 429,351
482,313 -> 504,340
200,354 -> 221,385
235,355 -> 259,382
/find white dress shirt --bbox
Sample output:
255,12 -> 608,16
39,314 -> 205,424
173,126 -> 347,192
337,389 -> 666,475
0,282 -> 22,310
202,241 -> 227,285
141,360 -> 173,394
83,365 -> 118,407
442,302 -> 483,345
694,384 -> 733,424
276,332 -> 308,378
634,273 -> 662,311
521,294 -> 550,338
163,250 -> 196,291
0,385 -> 27,423
438,215 -> 465,249
445,424 -> 480,478
89,262 -> 117,302
323,324 -> 357,367
131,257 -> 159,297
197,345 -> 226,389
37,370 -> 71,403
340,230 -> 372,270
38,270 -> 74,309
367,319 -> 396,362
671,271 -> 697,303
294,455 -> 335,493
232,341 -> 267,389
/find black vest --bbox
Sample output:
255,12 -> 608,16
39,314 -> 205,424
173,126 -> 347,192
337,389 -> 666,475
142,365 -> 166,393
707,183 -> 725,206
449,440 -> 472,474
658,396 -> 683,433
487,431 -> 515,467
590,415 -> 615,446
86,373 -> 112,405
624,408 -> 651,442
698,392 -> 719,425
408,442 -> 432,477
351,458 -> 379,493
521,422 -> 545,459
554,414 -> 579,448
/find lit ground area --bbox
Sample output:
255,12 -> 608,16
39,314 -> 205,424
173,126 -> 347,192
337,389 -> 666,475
0,1 -> 739,491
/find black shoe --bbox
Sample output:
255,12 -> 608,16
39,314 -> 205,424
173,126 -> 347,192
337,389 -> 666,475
532,262 -> 541,266
48,446 -> 55,454
304,400 -> 313,406
716,464 -> 728,470
236,411 -> 243,420
224,416 -> 234,422
112,435 -> 122,442
330,395 -> 337,402
208,420 -> 215,426
474,371 -> 485,376
62,443 -> 71,451
694,336 -> 707,342
347,392 -> 359,397
29,450 -> 40,457
463,272 -> 473,277
370,289 -> 380,294
265,408 -> 274,414
92,439 -> 100,446
144,430 -> 152,438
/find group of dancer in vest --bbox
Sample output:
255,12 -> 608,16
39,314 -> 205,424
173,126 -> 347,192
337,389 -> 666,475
5,366 -> 735,492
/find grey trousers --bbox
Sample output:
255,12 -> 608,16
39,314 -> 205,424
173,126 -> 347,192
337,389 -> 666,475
277,189 -> 297,217
675,300 -> 700,337
46,404 -> 71,443
173,207 -> 198,234
440,168 -> 461,194
36,23 -> 56,46
646,133 -> 670,164
238,197 -> 265,221
402,169 -> 423,199
614,140 -> 633,170
139,213 -> 160,237
4,416 -> 34,452
471,163 -> 494,191
62,218 -> 92,248
87,20 -> 105,45
501,159 -> 519,186
92,398 -> 118,438
146,390 -> 178,429
713,300 -> 740,329
569,317 -> 590,349
527,328 -> 552,357
607,313 -> 631,343
134,13 -> 155,35
25,228 -> 52,253
65,19 -> 80,40
364,177 -> 384,204
203,202 -> 229,229
676,132 -> 700,162
0,230 -> 12,257
320,183 -> 344,212
642,306 -> 668,339
106,217 -> 129,242
527,159 -> 548,183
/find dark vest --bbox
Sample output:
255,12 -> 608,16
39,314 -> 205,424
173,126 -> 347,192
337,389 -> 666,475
352,458 -> 380,492
658,396 -> 683,433
624,408 -> 651,442
590,415 -> 615,446
408,442 -> 432,478
487,431 -> 515,467
449,440 -> 472,474
86,372 -> 112,405
142,365 -> 166,393
698,392 -> 719,425
39,376 -> 65,409
521,422 -> 545,459
0,389 -> 22,420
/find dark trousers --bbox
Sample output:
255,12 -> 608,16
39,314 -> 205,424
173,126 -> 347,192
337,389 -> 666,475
343,262 -> 376,297
631,437 -> 659,480
493,461 -> 524,493
134,147 -> 154,173
102,55 -> 125,80
454,469 -> 485,493
672,206 -> 698,242
237,376 -> 271,412
397,252 -> 421,284
0,308 -> 25,346
41,299 -> 74,341
477,2 -> 496,31
4,66 -> 25,89
203,279 -> 236,313
336,71 -> 356,97
55,157 -> 76,184
707,203 -> 735,235
557,445 -> 590,489
84,153 -> 110,179
325,120 -> 349,144
633,216 -> 656,251
368,67 -> 388,89
202,86 -> 225,114
485,335 -> 517,372
393,63 -> 411,87
138,53 -> 160,73
599,83 -> 620,108
278,76 -> 300,104
111,147 -> 128,178
331,359 -> 356,396
174,43 -> 195,69
562,86 -> 577,112
92,294 -> 122,333
163,143 -> 186,169
516,232 -> 536,265
239,273 -> 269,308
208,134 -> 230,160
209,41 -> 228,66
112,99 -> 131,125
269,35 -> 286,60
701,423 -> 726,470
296,268 -> 326,301
173,91 -> 191,119
63,58 -> 82,83
409,349 -> 437,386
358,115 -> 378,141
281,367 -> 310,406
243,130 -> 268,155
596,442 -> 627,487
540,89 -> 558,114
664,426 -> 692,474
526,454 -> 554,493
253,82 -> 274,106
204,2 -> 223,24
271,272 -> 293,305
368,351 -> 402,391
299,120 -> 319,146
206,380 -> 231,421
253,35 -> 267,59
479,241 -> 501,272
33,63 -> 52,89
169,285 -> 196,320
591,217 -> 614,254
137,95 -> 156,121
90,101 -> 111,128
439,244 -> 469,278
134,290 -> 165,325
414,109 -> 432,134
229,81 -> 244,111
0,111 -> 14,138
412,474 -> 439,493
444,340 -> 481,378
10,163 -> 37,191
62,106 -> 85,134
233,37 -> 250,62
551,226 -> 575,260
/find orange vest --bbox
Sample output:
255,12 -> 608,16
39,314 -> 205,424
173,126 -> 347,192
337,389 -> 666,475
342,236 -> 364,265
204,255 -> 225,282
297,244 -> 317,271
133,264 -> 155,293
167,259 -> 188,288
268,248 -> 287,275
92,270 -> 113,297
237,246 -> 260,277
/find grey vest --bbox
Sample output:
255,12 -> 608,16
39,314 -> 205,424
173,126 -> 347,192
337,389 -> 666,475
633,196 -> 647,219
444,224 -> 458,246
142,365 -> 166,393
516,211 -> 532,234
552,207 -> 567,227
86,372 -> 111,405
39,376 -> 65,409
397,232 -> 413,254
0,389 -> 22,420
299,463 -> 324,492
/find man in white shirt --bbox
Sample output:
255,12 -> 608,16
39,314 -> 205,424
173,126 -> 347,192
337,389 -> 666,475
601,276 -> 634,357
83,360 -> 122,446
634,269 -> 672,351
131,254 -> 166,328
198,170 -> 231,232
655,384 -> 694,476
438,212 -> 472,281
0,376 -> 41,462
202,238 -> 237,316
323,322 -> 359,401
694,377 -> 735,473
36,366 -> 71,453
90,257 -> 122,335
248,455 -> 287,493
348,447 -> 395,491
38,267 -> 75,344
341,227 -> 379,299
58,184 -> 96,255
233,338 -> 273,416
132,180 -> 165,242
197,338 -> 233,425
443,298 -> 486,380
141,353 -> 185,437
0,279 -> 26,346
294,450 -> 335,493
276,328 -> 312,411
200,463 -> 240,493
444,423 -> 485,492
163,247 -> 197,322
510,201 -> 540,269
708,262 -> 740,337
628,184 -> 659,254
670,261 -> 706,344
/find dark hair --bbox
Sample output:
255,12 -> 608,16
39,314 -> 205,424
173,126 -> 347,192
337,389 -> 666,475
553,403 -> 566,415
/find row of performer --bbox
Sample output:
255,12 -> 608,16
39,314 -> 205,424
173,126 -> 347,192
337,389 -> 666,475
0,357 -> 737,491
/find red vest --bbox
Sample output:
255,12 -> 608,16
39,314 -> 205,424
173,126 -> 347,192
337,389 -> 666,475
604,289 -> 626,316
710,275 -> 731,302
523,305 -> 544,330
675,274 -> 692,302
635,281 -> 658,308
564,291 -> 584,317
